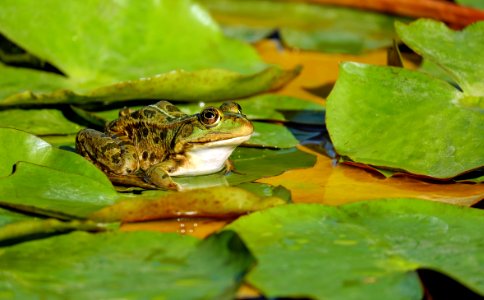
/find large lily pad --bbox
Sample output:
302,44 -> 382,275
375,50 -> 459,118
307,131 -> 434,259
326,62 -> 483,178
327,20 -> 484,179
0,230 -> 254,299
199,0 -> 401,54
228,199 -> 484,299
0,0 -> 296,106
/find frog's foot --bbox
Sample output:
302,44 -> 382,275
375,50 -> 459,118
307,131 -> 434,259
109,174 -> 158,190
76,129 -> 139,174
224,159 -> 243,175
145,164 -> 180,191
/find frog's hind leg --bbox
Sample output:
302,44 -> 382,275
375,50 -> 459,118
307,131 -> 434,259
76,129 -> 140,175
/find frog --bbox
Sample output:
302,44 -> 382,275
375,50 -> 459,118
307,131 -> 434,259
76,101 -> 253,190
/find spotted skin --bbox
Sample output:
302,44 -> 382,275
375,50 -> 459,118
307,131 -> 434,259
76,101 -> 253,190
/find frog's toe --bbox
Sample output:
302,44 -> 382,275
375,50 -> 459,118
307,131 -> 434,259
145,167 -> 180,191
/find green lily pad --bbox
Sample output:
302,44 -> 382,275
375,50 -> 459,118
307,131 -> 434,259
0,0 -> 296,106
227,147 -> 317,185
396,20 -> 484,96
0,217 -> 102,246
0,108 -> 82,135
326,62 -> 483,178
90,186 -> 286,223
456,0 -> 484,9
0,127 -> 110,182
0,128 -> 118,218
0,208 -> 30,227
0,230 -> 254,299
247,122 -> 299,148
199,0 -> 402,54
228,199 -> 484,299
0,162 -> 119,218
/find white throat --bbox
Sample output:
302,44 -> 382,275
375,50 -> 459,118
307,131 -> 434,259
168,135 -> 251,176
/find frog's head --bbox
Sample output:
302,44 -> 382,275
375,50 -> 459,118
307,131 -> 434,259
170,102 -> 253,176
180,102 -> 253,146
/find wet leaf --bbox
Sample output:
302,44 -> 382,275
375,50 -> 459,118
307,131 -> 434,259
260,147 -> 484,206
0,230 -> 254,300
326,62 -> 483,179
228,199 -> 484,299
227,147 -> 317,185
199,0 -> 401,54
90,186 -> 286,223
0,108 -> 82,135
0,0 -> 296,106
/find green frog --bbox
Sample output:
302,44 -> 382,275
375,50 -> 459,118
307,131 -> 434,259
76,101 -> 253,190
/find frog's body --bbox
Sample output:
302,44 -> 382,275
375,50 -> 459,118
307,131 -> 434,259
76,101 -> 253,190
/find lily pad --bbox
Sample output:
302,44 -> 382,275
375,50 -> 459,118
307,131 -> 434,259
228,199 -> 484,299
0,108 -> 82,135
227,147 -> 317,185
396,20 -> 484,97
0,128 -> 118,218
0,217 -> 102,246
326,62 -> 483,178
0,0 -> 297,106
90,186 -> 286,223
0,230 -> 254,299
456,0 -> 484,9
199,0 -> 401,54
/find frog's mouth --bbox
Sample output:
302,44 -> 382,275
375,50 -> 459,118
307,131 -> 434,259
188,134 -> 252,148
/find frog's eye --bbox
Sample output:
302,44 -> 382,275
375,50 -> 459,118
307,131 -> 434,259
220,102 -> 242,114
200,107 -> 220,127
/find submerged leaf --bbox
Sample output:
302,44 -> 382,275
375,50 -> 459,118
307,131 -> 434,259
228,199 -> 484,299
200,0 -> 401,54
0,0 -> 297,106
90,186 -> 286,222
327,62 -> 483,178
0,230 -> 254,299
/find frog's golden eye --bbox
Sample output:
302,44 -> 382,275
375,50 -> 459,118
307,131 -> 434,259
220,102 -> 242,114
200,107 -> 220,127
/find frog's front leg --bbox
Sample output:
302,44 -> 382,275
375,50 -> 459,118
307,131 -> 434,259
76,129 -> 139,175
144,161 -> 180,191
